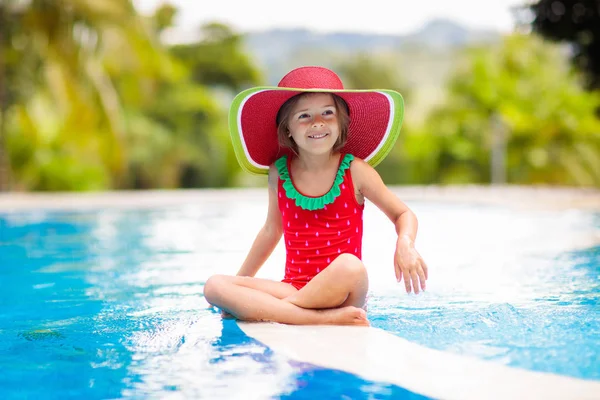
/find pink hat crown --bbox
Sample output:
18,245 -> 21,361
278,66 -> 345,90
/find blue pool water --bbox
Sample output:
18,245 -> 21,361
1,192 -> 599,399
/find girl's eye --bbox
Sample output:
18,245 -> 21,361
323,109 -> 335,116
298,113 -> 310,119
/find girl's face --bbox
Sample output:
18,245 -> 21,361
287,93 -> 340,156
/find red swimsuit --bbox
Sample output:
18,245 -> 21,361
276,153 -> 364,290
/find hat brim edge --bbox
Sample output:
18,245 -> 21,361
364,89 -> 405,168
229,87 -> 270,175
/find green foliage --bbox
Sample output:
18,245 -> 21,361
330,54 -> 414,184
1,2 -> 599,191
152,3 -> 178,32
170,23 -> 263,92
528,0 -> 600,90
1,0 -> 168,190
1,1 -> 261,191
129,22 -> 262,188
413,34 -> 600,186
335,53 -> 409,96
7,94 -> 109,191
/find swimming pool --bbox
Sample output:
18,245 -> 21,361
1,188 -> 598,399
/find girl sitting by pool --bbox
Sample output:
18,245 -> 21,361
204,66 -> 428,326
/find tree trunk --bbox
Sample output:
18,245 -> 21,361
490,113 -> 507,185
0,4 -> 10,191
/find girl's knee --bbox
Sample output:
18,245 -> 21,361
203,274 -> 228,304
334,253 -> 367,280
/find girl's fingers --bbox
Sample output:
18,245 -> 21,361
397,252 -> 430,294
403,269 -> 412,293
421,258 -> 429,280
410,270 -> 420,294
417,267 -> 427,291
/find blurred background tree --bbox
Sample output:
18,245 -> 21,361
1,0 -> 599,191
1,0 -> 172,191
127,19 -> 261,189
0,1 -> 261,191
335,54 -> 414,185
527,0 -> 600,90
407,34 -> 600,186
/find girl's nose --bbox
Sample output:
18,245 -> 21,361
312,115 -> 325,127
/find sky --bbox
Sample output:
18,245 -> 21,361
134,0 -> 529,42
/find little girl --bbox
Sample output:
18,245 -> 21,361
204,66 -> 428,326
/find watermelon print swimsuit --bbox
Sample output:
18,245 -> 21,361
276,153 -> 365,290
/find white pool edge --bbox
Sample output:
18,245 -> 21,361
238,323 -> 600,400
0,186 -> 599,212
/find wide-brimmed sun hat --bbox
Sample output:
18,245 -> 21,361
229,66 -> 404,174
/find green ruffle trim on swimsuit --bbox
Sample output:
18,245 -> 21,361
276,153 -> 354,211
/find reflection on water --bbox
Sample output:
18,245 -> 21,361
0,193 -> 599,398
366,206 -> 600,380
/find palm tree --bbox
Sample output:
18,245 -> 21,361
0,1 -> 15,191
0,0 -> 168,191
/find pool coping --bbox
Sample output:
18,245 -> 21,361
1,185 -> 599,211
238,323 -> 600,400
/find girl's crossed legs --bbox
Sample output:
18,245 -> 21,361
203,253 -> 369,326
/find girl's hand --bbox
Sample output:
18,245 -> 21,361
394,236 -> 428,294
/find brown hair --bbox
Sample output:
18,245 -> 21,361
276,93 -> 350,155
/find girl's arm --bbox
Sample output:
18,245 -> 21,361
350,158 -> 428,293
236,165 -> 284,277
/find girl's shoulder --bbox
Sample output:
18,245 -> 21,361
348,155 -> 382,190
348,154 -> 369,171
268,163 -> 279,188
272,155 -> 290,182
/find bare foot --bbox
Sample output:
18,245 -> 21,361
221,310 -> 235,319
321,306 -> 370,326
